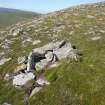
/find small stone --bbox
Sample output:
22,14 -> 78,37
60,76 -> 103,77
4,73 -> 12,81
87,15 -> 95,19
91,36 -> 101,41
35,59 -> 48,72
36,78 -> 50,86
32,40 -> 41,45
18,56 -> 27,64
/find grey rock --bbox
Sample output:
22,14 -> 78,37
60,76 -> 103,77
27,52 -> 45,72
30,87 -> 42,97
13,40 -> 80,88
35,59 -> 48,72
13,72 -> 35,87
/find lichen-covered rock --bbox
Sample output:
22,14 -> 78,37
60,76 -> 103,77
17,56 -> 27,64
35,59 -> 48,72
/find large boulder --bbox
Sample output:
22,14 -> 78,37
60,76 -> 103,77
33,41 -> 79,70
33,40 -> 66,54
53,43 -> 72,60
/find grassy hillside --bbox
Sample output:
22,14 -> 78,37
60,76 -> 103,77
0,7 -> 40,29
0,2 -> 105,105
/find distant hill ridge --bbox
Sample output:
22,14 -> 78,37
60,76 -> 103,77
0,7 -> 41,29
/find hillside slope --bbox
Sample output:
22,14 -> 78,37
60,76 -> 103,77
0,2 -> 105,105
0,7 -> 40,29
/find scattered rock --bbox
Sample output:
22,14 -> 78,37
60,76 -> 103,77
32,40 -> 41,45
0,58 -> 11,66
91,36 -> 101,41
4,73 -> 13,81
30,40 -> 79,71
22,37 -> 32,44
0,52 -> 5,57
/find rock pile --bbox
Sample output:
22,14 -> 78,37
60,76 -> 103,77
6,40 -> 81,96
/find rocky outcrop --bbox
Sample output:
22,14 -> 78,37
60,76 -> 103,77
4,40 -> 81,97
